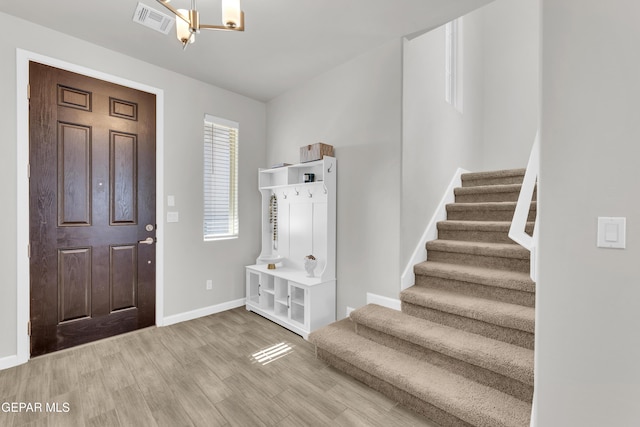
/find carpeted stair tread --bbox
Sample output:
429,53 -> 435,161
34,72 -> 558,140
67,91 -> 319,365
447,201 -> 536,213
400,287 -> 534,333
461,169 -> 526,181
436,220 -> 536,245
414,261 -> 535,293
455,183 -> 523,195
461,169 -> 526,187
310,319 -> 531,427
351,304 -> 533,385
446,202 -> 536,222
437,220 -> 535,234
454,184 -> 528,203
426,239 -> 530,260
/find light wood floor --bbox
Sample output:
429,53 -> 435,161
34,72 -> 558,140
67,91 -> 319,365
0,307 -> 437,426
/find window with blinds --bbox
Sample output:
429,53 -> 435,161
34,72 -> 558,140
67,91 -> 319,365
203,115 -> 239,240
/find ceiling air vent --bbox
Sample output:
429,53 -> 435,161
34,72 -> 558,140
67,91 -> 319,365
132,2 -> 174,35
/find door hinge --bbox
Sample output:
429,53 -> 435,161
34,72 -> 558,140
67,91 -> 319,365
27,321 -> 31,337
27,244 -> 31,259
27,163 -> 30,179
27,84 -> 30,100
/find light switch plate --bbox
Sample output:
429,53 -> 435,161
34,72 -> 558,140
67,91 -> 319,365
167,211 -> 179,223
597,217 -> 626,249
167,195 -> 175,207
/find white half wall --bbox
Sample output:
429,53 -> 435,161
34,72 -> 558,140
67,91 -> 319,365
537,0 -> 640,425
266,39 -> 403,320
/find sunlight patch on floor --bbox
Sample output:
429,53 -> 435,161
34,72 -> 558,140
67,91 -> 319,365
251,342 -> 293,365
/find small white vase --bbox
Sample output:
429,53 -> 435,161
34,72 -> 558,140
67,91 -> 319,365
304,258 -> 317,277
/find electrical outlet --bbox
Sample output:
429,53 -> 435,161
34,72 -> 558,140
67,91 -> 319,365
206,280 -> 213,290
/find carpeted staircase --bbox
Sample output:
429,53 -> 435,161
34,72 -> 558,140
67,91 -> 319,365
309,169 -> 536,427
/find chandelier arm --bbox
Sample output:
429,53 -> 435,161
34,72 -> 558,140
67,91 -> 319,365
155,0 -> 190,25
200,11 -> 245,32
199,24 -> 243,32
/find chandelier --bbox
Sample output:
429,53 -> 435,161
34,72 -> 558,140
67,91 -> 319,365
155,0 -> 245,49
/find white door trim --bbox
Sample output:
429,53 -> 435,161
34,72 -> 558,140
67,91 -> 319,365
15,49 -> 165,367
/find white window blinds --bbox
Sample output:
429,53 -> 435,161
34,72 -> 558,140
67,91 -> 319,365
204,115 -> 239,240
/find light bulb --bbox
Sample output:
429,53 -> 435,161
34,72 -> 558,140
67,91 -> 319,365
222,0 -> 241,28
176,9 -> 194,44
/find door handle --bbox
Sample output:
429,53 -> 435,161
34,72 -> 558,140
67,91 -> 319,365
138,237 -> 155,245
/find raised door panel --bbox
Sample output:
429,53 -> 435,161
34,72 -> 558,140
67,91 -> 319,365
110,131 -> 138,225
57,85 -> 92,111
110,98 -> 138,121
57,122 -> 91,226
58,248 -> 92,323
110,245 -> 138,312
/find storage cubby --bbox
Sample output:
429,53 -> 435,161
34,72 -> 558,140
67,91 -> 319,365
263,275 -> 275,292
246,156 -> 337,339
275,278 -> 288,304
247,270 -> 260,305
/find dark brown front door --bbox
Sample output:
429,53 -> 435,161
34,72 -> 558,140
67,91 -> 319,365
29,62 -> 157,356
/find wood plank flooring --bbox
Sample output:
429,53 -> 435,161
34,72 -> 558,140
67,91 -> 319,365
0,308 -> 438,426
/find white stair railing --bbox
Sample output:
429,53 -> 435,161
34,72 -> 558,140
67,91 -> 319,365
508,130 -> 540,282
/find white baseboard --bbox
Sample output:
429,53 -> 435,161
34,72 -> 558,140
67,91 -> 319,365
162,298 -> 246,326
0,354 -> 24,371
400,167 -> 467,290
366,293 -> 401,311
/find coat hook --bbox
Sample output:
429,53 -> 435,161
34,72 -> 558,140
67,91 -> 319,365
283,191 -> 288,199
323,184 -> 328,194
308,189 -> 313,198
327,162 -> 333,173
294,188 -> 299,195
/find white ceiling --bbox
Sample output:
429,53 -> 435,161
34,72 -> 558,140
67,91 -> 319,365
0,0 -> 492,101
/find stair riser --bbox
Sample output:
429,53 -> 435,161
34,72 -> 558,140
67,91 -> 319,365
355,324 -> 533,402
316,348 -> 473,427
414,275 -> 535,307
455,191 -> 516,204
401,302 -> 534,349
437,228 -> 518,244
446,207 -> 536,222
427,250 -> 530,274
462,176 -> 524,187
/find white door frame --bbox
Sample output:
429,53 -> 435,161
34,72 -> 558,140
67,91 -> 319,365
15,49 -> 165,366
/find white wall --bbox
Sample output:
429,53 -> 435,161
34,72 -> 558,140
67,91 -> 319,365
266,39 -> 403,318
0,12 -> 266,361
480,0 -> 539,170
537,0 -> 640,425
401,0 -> 539,264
